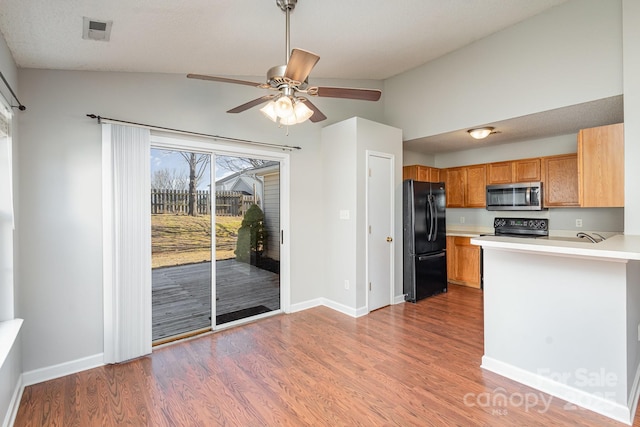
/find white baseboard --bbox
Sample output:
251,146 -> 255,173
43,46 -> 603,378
393,294 -> 406,304
321,298 -> 368,318
482,356 -> 632,425
627,361 -> 640,423
289,298 -> 323,313
3,374 -> 23,427
22,353 -> 105,387
290,298 -> 370,318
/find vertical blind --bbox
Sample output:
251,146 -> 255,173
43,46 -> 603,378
102,124 -> 152,363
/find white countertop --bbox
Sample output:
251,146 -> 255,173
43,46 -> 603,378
446,226 -> 493,237
471,234 -> 640,261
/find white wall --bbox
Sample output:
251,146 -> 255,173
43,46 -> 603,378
402,150 -> 434,167
354,119 -> 403,308
16,69 -> 384,372
623,0 -> 640,235
321,118 -> 403,313
622,0 -> 640,404
385,0 -> 622,140
434,134 -> 576,168
321,119 -> 357,308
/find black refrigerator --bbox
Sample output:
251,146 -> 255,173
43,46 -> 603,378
403,179 -> 447,302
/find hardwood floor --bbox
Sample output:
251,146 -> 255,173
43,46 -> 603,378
14,284 -> 640,426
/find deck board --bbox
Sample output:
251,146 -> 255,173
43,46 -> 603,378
152,259 -> 279,341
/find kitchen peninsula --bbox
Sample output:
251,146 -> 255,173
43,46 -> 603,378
471,234 -> 640,424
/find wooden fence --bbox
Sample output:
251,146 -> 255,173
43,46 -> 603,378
151,189 -> 254,216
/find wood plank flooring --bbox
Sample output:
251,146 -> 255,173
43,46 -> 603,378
152,259 -> 280,341
15,284 -> 640,426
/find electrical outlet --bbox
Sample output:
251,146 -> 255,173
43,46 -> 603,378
576,219 -> 583,228
344,280 -> 350,290
460,216 -> 465,224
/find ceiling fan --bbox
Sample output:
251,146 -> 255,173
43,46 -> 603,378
187,0 -> 381,126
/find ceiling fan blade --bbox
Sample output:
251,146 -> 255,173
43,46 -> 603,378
300,98 -> 327,123
284,49 -> 320,83
227,95 -> 277,114
312,86 -> 382,102
187,74 -> 263,88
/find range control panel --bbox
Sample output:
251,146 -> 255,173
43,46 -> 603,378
494,217 -> 548,236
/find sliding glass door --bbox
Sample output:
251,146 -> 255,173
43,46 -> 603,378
214,155 -> 280,326
150,148 -> 212,343
149,138 -> 286,343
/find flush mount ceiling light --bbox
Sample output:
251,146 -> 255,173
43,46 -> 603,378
467,127 -> 495,140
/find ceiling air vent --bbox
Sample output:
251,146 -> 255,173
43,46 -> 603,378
82,17 -> 112,41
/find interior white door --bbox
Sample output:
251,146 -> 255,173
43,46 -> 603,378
367,152 -> 394,311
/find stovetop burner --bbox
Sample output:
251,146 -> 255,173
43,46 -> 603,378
494,217 -> 548,238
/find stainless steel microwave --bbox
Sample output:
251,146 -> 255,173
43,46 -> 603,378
486,182 -> 544,211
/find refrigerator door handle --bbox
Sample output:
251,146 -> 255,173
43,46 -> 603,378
432,195 -> 438,241
417,251 -> 446,261
426,196 -> 433,242
428,195 -> 436,242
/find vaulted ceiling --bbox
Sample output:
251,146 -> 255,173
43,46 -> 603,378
0,0 -> 567,80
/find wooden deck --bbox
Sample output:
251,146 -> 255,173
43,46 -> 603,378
152,259 -> 280,341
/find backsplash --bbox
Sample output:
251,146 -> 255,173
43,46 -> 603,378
446,207 -> 624,232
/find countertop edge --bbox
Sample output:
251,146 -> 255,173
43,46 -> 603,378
471,234 -> 640,261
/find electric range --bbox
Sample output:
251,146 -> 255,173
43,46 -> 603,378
493,217 -> 548,238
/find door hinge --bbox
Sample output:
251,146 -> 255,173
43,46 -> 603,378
369,282 -> 372,291
369,225 -> 372,234
369,168 -> 372,177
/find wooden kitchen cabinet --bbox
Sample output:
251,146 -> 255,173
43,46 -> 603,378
444,165 -> 485,208
465,164 -> 486,207
514,158 -> 541,182
446,236 -> 481,288
541,154 -> 579,207
403,165 -> 440,182
446,236 -> 456,281
487,159 -> 541,184
578,123 -> 624,207
486,161 -> 513,184
444,167 -> 466,207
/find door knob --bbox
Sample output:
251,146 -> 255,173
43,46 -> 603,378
386,237 -> 393,242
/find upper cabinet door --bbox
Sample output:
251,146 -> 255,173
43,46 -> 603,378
402,165 -> 441,183
514,158 -> 541,182
486,162 -> 513,184
465,164 -> 486,207
542,154 -> 579,207
445,167 -> 466,208
578,123 -> 624,207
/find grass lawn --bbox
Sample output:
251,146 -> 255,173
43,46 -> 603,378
151,214 -> 242,268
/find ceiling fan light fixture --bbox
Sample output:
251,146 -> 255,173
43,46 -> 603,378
468,127 -> 495,140
274,95 -> 294,118
261,96 -> 314,125
278,98 -> 314,125
293,99 -> 313,122
259,102 -> 278,122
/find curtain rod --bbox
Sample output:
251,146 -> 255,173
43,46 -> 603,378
86,114 -> 301,151
0,70 -> 26,111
